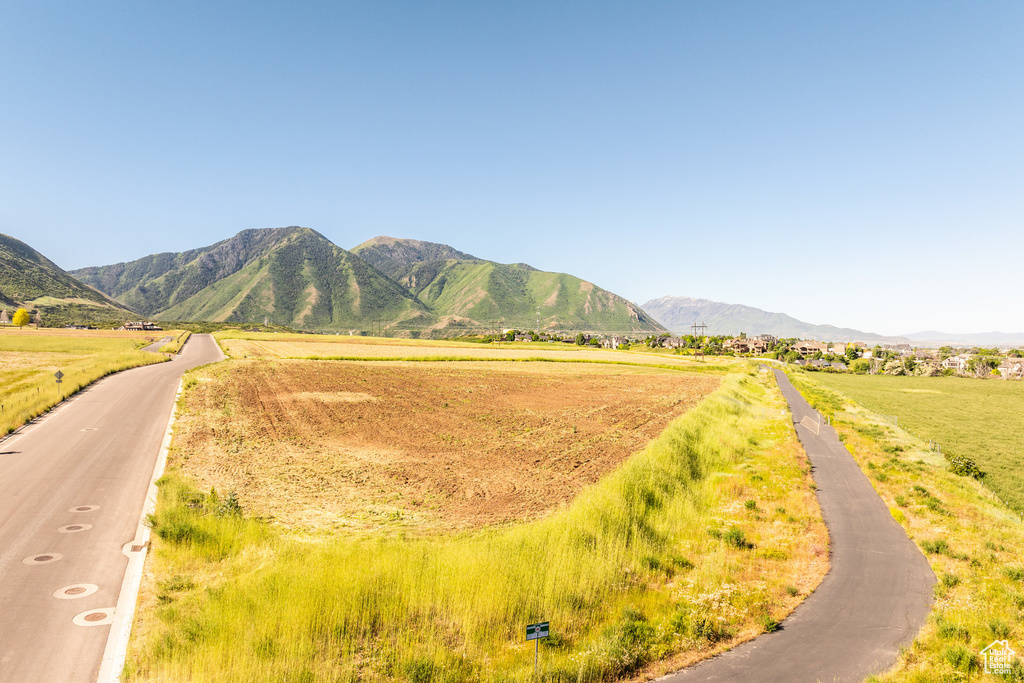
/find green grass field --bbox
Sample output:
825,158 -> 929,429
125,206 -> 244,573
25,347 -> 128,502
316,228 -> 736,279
127,369 -> 827,682
805,372 -> 1024,513
0,329 -> 167,435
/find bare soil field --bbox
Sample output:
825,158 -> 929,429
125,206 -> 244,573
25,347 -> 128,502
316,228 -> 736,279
219,336 -> 712,369
173,359 -> 719,530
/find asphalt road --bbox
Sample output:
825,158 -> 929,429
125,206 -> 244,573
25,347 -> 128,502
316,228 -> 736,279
0,334 -> 223,683
663,369 -> 935,683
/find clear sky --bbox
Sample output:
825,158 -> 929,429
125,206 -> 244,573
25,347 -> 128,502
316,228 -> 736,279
2,2 -> 1021,335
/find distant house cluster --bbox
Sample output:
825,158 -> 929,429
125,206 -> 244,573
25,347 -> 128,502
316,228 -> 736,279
495,326 -> 1024,380
119,321 -> 163,331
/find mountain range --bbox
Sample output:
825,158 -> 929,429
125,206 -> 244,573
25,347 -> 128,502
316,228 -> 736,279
641,295 -> 913,345
68,227 -> 664,335
641,296 -> 1024,347
5,227 -> 1019,345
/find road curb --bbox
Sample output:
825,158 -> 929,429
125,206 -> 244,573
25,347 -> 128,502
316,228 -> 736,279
96,377 -> 184,683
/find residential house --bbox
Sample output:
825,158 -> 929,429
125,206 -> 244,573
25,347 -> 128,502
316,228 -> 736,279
724,338 -> 750,353
941,354 -> 970,373
753,334 -> 778,347
602,336 -> 627,350
828,343 -> 847,356
794,341 -> 828,356
998,358 -> 1024,380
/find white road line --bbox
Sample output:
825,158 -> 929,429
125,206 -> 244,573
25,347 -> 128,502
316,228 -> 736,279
96,378 -> 183,683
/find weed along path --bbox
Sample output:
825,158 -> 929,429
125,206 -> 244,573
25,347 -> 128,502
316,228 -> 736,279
0,334 -> 223,683
664,370 -> 935,683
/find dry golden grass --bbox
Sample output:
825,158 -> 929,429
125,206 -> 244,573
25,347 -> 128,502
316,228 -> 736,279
172,359 -> 719,530
0,328 -> 167,434
219,335 -> 716,367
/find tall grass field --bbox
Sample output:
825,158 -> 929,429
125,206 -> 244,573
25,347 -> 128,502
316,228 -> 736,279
0,329 -> 167,435
805,372 -> 1024,513
128,369 -> 827,682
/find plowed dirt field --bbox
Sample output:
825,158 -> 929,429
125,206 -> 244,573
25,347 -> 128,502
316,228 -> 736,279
174,360 -> 718,530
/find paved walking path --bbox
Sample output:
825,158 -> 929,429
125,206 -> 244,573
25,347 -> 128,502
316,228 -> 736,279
663,369 -> 934,683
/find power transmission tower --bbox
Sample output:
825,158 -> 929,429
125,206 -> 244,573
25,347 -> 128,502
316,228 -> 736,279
692,321 -> 707,362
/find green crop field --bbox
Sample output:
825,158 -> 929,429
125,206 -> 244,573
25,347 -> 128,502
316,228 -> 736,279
805,372 -> 1024,513
0,328 -> 168,435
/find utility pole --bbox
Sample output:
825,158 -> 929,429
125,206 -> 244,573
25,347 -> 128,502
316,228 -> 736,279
691,321 -> 707,361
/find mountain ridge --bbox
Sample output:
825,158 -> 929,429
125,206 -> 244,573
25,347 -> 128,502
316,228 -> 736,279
352,236 -> 664,333
72,229 -> 665,334
642,295 -> 912,344
72,227 -> 430,329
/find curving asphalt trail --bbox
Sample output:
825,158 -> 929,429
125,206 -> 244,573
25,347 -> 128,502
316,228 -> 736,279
0,334 -> 223,683
663,369 -> 934,683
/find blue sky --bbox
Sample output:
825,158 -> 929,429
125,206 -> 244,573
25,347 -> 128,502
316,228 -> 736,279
2,2 -> 1021,335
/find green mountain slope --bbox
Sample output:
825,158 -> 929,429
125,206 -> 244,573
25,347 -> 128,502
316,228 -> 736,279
71,227 -> 314,316
352,236 -> 477,281
76,228 -> 432,329
0,232 -> 133,324
353,237 -> 664,333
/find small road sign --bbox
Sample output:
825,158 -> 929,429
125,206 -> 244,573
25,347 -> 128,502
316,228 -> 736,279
54,370 -> 64,384
526,621 -> 550,675
526,621 -> 549,640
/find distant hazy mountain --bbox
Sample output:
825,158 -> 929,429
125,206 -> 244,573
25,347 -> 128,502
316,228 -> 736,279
353,236 -> 664,333
73,227 -> 429,330
642,295 -> 908,344
903,331 -> 1024,347
0,232 -> 132,323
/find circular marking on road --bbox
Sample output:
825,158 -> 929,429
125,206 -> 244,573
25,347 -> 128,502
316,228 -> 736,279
53,583 -> 99,600
57,523 -> 93,533
69,505 -> 99,513
73,608 -> 114,626
23,553 -> 63,565
81,427 -> 98,432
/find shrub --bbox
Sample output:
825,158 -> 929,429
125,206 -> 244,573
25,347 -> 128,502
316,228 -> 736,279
936,619 -> 970,642
1004,566 -> 1024,582
921,538 -> 951,555
940,573 -> 961,589
947,454 -> 985,479
943,645 -> 979,673
758,613 -> 780,633
723,526 -> 755,549
990,619 -> 1012,639
597,608 -> 656,676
